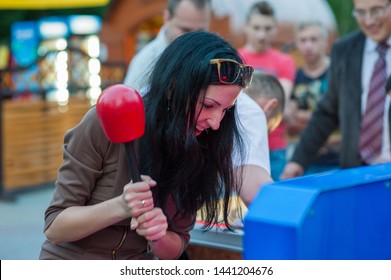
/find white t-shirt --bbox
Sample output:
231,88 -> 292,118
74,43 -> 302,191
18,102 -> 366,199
235,92 -> 270,173
124,27 -> 168,92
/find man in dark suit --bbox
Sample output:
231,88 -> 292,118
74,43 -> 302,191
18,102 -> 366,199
281,0 -> 391,178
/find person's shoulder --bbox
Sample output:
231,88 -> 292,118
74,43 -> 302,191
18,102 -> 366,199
77,106 -> 102,131
125,31 -> 167,89
334,30 -> 365,49
132,37 -> 165,63
64,106 -> 102,140
131,28 -> 167,61
81,105 -> 97,121
329,30 -> 365,60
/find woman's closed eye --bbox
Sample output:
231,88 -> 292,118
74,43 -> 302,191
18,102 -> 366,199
203,104 -> 229,118
203,103 -> 234,112
203,103 -> 214,109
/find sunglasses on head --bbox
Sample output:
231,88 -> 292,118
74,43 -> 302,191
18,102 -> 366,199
210,58 -> 254,89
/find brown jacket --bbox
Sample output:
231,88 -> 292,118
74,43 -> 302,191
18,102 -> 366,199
39,107 -> 194,259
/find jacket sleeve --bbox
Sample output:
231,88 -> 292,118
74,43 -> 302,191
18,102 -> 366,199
43,107 -> 111,231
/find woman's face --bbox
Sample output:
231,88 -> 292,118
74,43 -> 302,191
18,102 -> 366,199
194,84 -> 241,136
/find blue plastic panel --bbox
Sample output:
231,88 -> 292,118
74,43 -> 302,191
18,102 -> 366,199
243,163 -> 391,259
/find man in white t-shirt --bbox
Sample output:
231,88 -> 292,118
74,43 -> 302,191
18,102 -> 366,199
124,0 -> 272,206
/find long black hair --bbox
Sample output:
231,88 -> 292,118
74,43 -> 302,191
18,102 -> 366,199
140,31 -> 245,229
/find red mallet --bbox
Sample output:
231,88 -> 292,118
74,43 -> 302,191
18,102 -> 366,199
96,84 -> 145,182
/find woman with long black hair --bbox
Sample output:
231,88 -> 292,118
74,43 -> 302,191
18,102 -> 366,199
40,31 -> 253,260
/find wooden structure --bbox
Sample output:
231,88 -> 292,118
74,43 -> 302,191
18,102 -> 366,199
3,98 -> 91,190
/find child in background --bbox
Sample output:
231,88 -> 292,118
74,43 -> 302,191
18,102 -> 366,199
244,72 -> 285,133
239,1 -> 295,181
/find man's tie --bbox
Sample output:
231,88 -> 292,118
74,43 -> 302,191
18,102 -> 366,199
359,43 -> 388,164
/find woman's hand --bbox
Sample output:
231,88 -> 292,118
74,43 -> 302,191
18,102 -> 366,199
121,175 -> 157,219
133,207 -> 168,241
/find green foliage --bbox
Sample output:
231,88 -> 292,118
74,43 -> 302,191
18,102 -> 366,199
327,0 -> 358,36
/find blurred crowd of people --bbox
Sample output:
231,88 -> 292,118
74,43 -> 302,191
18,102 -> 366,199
124,0 -> 391,183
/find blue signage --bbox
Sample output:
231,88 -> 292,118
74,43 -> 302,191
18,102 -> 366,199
11,21 -> 39,67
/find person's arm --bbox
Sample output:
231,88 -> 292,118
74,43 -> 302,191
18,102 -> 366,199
148,231 -> 184,259
132,207 -> 183,260
281,42 -> 341,178
43,107 -> 158,244
285,100 -> 313,137
147,231 -> 184,260
133,193 -> 194,259
279,162 -> 304,179
280,99 -> 337,179
45,179 -> 156,244
235,93 -> 272,205
45,196 -> 127,244
236,165 -> 273,206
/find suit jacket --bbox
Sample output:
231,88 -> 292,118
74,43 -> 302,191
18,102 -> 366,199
292,30 -> 391,169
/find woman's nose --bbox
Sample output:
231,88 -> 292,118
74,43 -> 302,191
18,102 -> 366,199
207,113 -> 222,131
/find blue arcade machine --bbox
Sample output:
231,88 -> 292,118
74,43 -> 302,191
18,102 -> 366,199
243,163 -> 391,259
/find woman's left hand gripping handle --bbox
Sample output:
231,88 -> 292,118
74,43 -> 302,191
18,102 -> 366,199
121,175 -> 157,229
